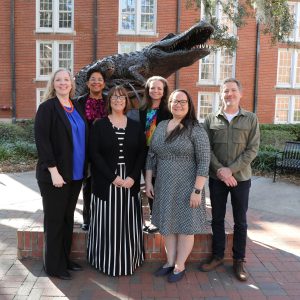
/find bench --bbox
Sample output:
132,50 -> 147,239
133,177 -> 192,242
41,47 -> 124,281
273,141 -> 300,182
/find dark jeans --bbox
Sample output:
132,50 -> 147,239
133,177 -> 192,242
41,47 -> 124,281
38,179 -> 82,276
82,176 -> 91,225
209,177 -> 251,260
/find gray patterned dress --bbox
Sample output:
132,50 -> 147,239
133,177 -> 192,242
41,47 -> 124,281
146,120 -> 210,235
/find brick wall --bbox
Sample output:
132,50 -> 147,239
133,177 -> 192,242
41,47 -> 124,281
1,1 -> 296,123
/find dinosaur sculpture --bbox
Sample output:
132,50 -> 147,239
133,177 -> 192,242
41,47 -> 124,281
75,20 -> 214,97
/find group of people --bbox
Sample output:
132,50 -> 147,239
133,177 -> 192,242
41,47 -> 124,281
34,67 -> 259,283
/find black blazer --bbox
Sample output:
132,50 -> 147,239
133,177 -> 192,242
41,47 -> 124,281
34,97 -> 88,183
90,117 -> 146,200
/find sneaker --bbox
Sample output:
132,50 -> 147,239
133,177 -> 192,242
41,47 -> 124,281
233,259 -> 248,281
200,256 -> 224,272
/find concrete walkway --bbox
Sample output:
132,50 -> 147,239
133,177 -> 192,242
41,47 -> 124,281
0,171 -> 300,299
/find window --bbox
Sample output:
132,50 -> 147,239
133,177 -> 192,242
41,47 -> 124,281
277,48 -> 300,88
118,42 -> 150,53
201,1 -> 236,36
199,49 -> 235,84
36,0 -> 74,33
36,88 -> 46,109
287,2 -> 300,41
119,0 -> 156,35
197,93 -> 221,122
275,95 -> 300,123
36,41 -> 73,80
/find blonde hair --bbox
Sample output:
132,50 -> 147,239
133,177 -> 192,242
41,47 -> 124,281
43,68 -> 76,100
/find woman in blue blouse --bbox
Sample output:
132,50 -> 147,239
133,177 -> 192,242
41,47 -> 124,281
35,69 -> 88,280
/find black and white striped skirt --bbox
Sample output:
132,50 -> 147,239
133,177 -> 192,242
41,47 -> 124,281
87,163 -> 144,276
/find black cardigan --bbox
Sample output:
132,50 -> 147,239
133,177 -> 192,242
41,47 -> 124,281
34,97 -> 88,183
89,117 -> 146,200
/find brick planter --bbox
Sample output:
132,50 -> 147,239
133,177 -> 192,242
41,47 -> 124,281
17,225 -> 233,262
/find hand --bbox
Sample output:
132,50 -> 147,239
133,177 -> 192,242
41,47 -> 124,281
217,167 -> 232,181
112,176 -> 125,188
122,177 -> 134,189
190,192 -> 202,208
50,170 -> 66,188
223,176 -> 238,187
145,182 -> 154,199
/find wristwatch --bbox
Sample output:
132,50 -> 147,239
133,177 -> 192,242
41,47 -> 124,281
193,188 -> 202,194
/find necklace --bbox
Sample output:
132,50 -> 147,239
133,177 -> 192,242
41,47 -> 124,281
61,99 -> 74,113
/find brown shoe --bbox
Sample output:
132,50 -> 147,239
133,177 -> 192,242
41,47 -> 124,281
200,257 -> 224,272
233,259 -> 248,281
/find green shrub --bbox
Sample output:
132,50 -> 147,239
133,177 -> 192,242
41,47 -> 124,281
0,144 -> 12,162
252,150 -> 276,172
253,124 -> 300,172
0,123 -> 25,143
260,129 -> 297,150
12,141 -> 37,159
0,121 -> 37,163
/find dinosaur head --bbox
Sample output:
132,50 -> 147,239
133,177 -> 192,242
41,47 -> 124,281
147,20 -> 214,77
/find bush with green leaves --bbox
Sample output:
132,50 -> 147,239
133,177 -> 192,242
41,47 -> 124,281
252,124 -> 300,172
0,121 -> 37,163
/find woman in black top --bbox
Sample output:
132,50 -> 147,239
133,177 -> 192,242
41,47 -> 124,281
139,76 -> 172,233
88,85 -> 145,276
77,69 -> 107,231
35,69 -> 88,280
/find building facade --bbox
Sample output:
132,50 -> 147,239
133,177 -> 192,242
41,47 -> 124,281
1,0 -> 300,124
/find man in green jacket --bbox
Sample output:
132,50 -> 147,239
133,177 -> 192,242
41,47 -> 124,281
202,78 -> 260,281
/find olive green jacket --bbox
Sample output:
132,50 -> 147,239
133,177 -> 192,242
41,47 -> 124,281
203,108 -> 260,181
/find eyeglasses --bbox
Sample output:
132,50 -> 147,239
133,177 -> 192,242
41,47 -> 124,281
111,95 -> 126,101
170,99 -> 188,106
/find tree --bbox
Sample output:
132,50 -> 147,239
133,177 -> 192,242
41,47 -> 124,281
186,0 -> 295,52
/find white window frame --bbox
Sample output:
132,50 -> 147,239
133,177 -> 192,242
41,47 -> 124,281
276,48 -> 300,88
287,2 -> 300,42
36,88 -> 47,109
198,50 -> 236,85
36,0 -> 74,33
197,92 -> 220,122
118,0 -> 157,35
275,94 -> 300,124
201,1 -> 237,36
118,41 -> 151,53
36,40 -> 73,81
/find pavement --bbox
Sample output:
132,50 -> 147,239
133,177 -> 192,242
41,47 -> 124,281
0,171 -> 300,300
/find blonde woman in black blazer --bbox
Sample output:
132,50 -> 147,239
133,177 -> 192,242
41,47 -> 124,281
88,85 -> 146,276
35,69 -> 88,280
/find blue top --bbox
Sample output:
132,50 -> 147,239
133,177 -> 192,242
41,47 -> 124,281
64,107 -> 86,180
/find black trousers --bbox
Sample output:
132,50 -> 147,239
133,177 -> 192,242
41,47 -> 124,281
82,176 -> 91,225
38,180 -> 82,276
209,177 -> 251,260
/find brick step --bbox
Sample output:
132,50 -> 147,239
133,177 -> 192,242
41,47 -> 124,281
17,225 -> 233,262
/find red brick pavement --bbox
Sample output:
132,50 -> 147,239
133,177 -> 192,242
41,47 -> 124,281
0,173 -> 300,299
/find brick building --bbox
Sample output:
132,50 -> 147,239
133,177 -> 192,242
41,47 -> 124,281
1,0 -> 300,124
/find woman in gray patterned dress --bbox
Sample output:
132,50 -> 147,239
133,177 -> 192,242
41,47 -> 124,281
145,89 -> 210,283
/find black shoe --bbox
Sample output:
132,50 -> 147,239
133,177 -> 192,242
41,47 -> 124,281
56,271 -> 72,280
154,265 -> 174,276
147,223 -> 159,234
81,223 -> 89,231
67,261 -> 83,271
168,269 -> 185,283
